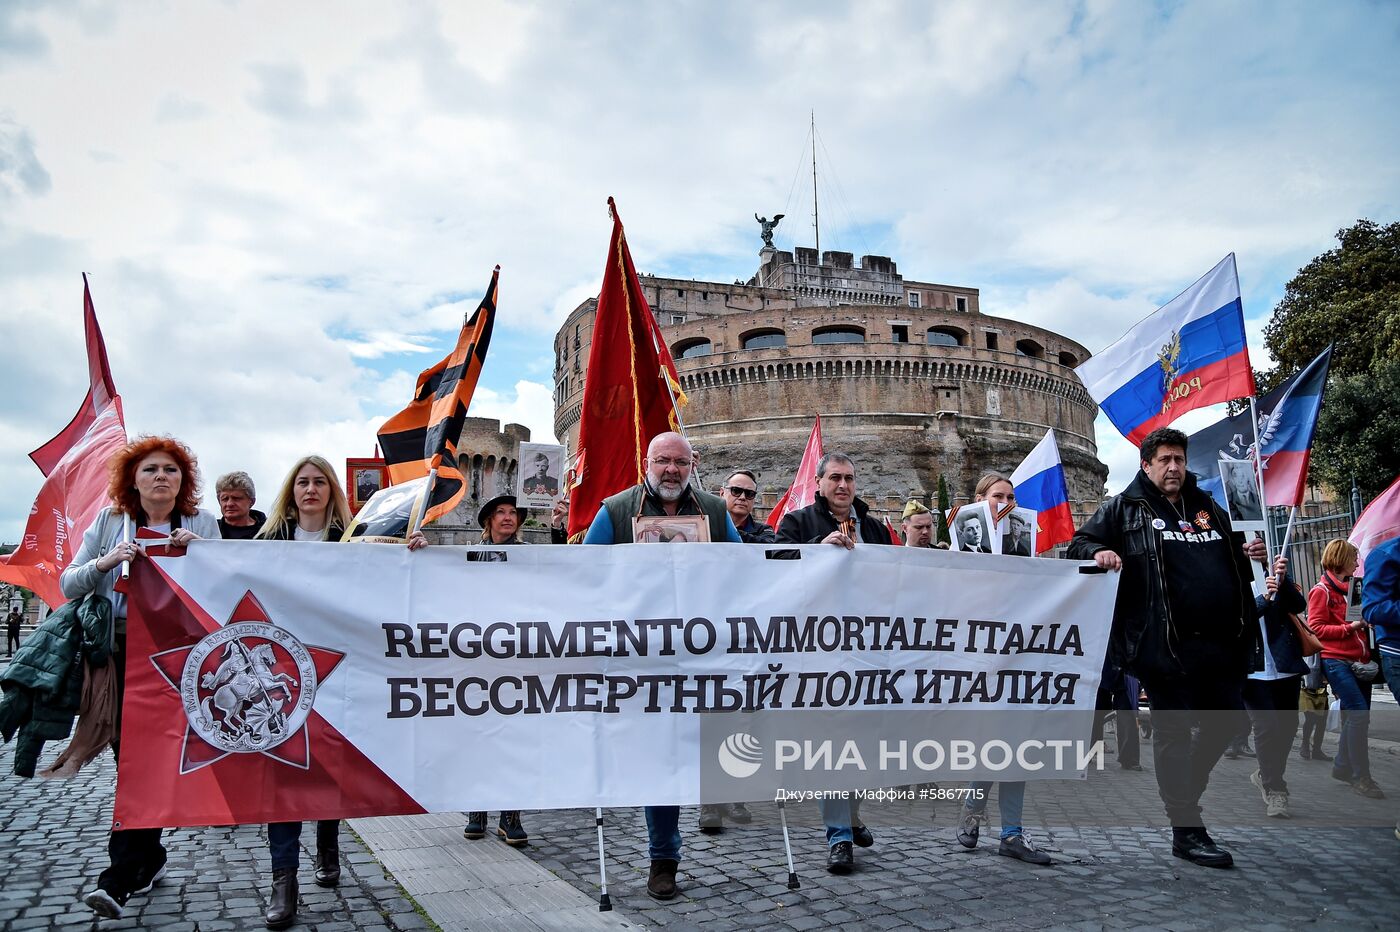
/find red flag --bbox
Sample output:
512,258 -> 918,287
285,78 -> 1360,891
1,277 -> 127,608
1351,474 -> 1400,576
377,266 -> 498,526
567,198 -> 688,538
766,416 -> 823,529
884,517 -> 903,546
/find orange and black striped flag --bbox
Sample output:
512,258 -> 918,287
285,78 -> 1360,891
377,265 -> 499,525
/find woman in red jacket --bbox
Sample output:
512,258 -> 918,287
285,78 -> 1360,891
1307,539 -> 1383,799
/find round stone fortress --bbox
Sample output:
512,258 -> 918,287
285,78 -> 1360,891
554,246 -> 1108,524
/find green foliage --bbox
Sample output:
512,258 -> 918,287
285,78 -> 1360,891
1260,219 -> 1400,497
935,474 -> 951,546
1311,360 -> 1400,500
1261,219 -> 1400,393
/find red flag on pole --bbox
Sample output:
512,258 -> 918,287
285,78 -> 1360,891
884,517 -> 903,546
1,276 -> 128,608
377,266 -> 498,526
766,415 -> 824,529
566,198 -> 688,539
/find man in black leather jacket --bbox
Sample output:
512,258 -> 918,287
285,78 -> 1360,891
776,452 -> 892,874
1068,427 -> 1264,869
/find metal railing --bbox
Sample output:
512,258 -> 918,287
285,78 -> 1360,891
1269,507 -> 1354,590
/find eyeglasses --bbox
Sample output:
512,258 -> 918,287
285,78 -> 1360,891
649,457 -> 692,468
725,485 -> 757,500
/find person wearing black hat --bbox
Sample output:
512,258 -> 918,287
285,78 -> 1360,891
462,493 -> 531,846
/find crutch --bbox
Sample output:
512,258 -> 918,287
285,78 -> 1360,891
777,798 -> 800,889
595,807 -> 612,911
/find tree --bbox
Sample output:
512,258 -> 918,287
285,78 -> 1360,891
1311,360 -> 1400,500
1260,219 -> 1400,498
1261,219 -> 1400,392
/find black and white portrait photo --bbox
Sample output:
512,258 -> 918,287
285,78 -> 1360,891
950,500 -> 994,554
517,442 -> 565,509
1002,507 -> 1036,557
1218,458 -> 1264,527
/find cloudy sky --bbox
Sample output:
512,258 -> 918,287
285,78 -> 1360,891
2,0 -> 1398,541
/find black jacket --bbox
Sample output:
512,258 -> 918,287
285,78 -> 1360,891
776,494 -> 892,546
735,515 -> 777,545
0,594 -> 112,777
1252,577 -> 1308,677
1067,470 -> 1255,680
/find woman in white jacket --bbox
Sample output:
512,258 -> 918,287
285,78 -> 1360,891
61,435 -> 221,920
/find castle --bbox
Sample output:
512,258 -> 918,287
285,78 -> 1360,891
554,245 -> 1108,524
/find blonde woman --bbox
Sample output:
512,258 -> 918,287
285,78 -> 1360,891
255,455 -> 423,929
954,473 -> 1053,865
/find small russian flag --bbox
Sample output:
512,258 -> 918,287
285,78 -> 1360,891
1010,429 -> 1075,553
1075,254 -> 1256,444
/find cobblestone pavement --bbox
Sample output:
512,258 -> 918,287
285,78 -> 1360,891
0,744 -> 429,931
518,725 -> 1400,931
5,722 -> 1400,930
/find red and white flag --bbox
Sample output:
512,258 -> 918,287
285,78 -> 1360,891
1,277 -> 127,608
1351,474 -> 1400,576
766,415 -> 823,529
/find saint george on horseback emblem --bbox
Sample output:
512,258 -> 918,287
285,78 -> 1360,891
180,622 -> 318,754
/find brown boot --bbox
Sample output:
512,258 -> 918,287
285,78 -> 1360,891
646,858 -> 679,900
314,839 -> 340,887
264,867 -> 297,930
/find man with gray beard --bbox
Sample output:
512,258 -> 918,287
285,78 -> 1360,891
581,431 -> 741,900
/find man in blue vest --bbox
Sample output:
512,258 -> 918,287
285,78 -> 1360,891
582,431 -> 741,900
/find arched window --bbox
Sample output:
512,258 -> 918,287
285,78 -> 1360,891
673,338 -> 711,360
1015,339 -> 1044,359
1058,350 -> 1078,367
812,326 -> 865,345
741,328 -> 787,350
926,326 -> 965,347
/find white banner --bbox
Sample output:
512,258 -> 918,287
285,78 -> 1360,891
137,541 -> 1118,818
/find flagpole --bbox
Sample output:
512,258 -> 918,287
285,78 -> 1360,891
408,468 -> 437,536
1264,506 -> 1300,603
1247,396 -> 1277,563
120,514 -> 131,581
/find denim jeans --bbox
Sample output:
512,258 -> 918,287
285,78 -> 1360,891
966,781 -> 1026,839
1379,649 -> 1400,706
1323,658 -> 1373,781
644,806 -> 681,861
819,794 -> 862,846
268,820 -> 340,871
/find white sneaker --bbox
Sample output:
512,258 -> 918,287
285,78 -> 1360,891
1265,791 -> 1291,818
132,864 -> 167,896
82,888 -> 123,920
1249,769 -> 1267,801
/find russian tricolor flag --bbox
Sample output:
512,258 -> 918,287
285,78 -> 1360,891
1010,429 -> 1075,553
1076,254 -> 1257,444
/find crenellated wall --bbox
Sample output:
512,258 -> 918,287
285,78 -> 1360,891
553,250 -> 1108,527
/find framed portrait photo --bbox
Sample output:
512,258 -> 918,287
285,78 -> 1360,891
632,515 -> 711,544
346,458 -> 387,515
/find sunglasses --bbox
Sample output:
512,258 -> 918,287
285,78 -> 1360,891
725,485 -> 758,500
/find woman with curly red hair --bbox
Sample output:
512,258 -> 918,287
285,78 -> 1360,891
61,435 -> 221,920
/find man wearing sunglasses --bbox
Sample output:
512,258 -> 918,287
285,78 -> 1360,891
719,470 -> 776,544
